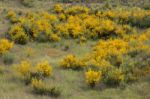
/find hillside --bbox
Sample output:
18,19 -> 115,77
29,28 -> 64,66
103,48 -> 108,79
0,0 -> 150,99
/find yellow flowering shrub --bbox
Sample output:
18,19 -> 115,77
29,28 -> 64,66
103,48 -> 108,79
60,54 -> 78,69
16,60 -> 53,84
85,70 -> 102,87
32,19 -> 52,38
56,16 -> 83,38
17,61 -> 31,77
86,59 -> 112,73
8,24 -> 29,44
93,39 -> 129,56
31,78 -> 61,97
35,61 -> 52,77
60,54 -> 86,70
7,5 -> 150,44
50,34 -> 61,42
82,37 -> 150,86
0,39 -> 13,54
65,6 -> 90,15
31,78 -> 44,89
7,10 -> 17,23
41,12 -> 58,22
83,16 -> 120,38
7,10 -> 16,18
54,4 -> 63,13
58,13 -> 66,21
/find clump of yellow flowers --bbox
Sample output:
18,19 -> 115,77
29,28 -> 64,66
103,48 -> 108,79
17,62 -> 60,96
7,5 -> 148,44
18,61 -> 31,77
17,60 -> 52,84
93,39 -> 130,57
60,54 -> 86,70
31,78 -> 61,97
8,24 -> 29,44
83,39 -> 129,70
85,69 -> 102,87
31,78 -> 44,89
50,34 -> 61,42
0,39 -> 13,54
53,4 -> 63,13
7,10 -> 17,23
59,35 -> 150,87
35,61 -> 52,77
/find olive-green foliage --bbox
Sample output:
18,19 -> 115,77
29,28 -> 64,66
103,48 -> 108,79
2,53 -> 15,65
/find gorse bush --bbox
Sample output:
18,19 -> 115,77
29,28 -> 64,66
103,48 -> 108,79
35,61 -> 52,77
60,54 -> 86,70
0,39 -> 13,55
85,69 -> 102,87
7,10 -> 16,18
17,60 -> 53,84
8,24 -> 29,44
54,4 -> 63,13
18,61 -> 31,77
31,78 -> 61,97
60,30 -> 150,87
7,10 -> 17,23
2,53 -> 15,65
16,61 -> 59,97
6,4 -> 150,44
17,60 -> 32,84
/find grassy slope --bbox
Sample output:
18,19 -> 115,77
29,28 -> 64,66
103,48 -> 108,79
0,42 -> 150,99
0,1 -> 150,99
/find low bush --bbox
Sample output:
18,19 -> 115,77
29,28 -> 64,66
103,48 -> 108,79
2,53 -> 15,65
8,24 -> 29,44
31,78 -> 61,97
0,39 -> 13,55
60,54 -> 86,70
85,69 -> 102,87
35,60 -> 52,78
16,60 -> 53,84
104,68 -> 124,86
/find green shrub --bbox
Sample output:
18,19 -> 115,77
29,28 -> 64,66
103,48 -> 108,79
36,33 -> 49,43
2,53 -> 15,65
104,68 -> 124,86
129,15 -> 150,28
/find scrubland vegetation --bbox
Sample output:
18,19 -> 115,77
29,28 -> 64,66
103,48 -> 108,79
0,0 -> 150,99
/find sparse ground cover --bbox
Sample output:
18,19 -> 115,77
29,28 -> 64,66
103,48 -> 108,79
0,0 -> 150,99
